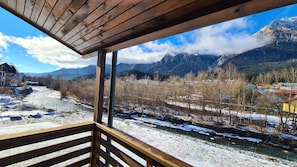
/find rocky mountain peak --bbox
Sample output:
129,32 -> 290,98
258,16 -> 297,42
160,53 -> 194,64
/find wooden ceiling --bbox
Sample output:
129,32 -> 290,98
0,0 -> 296,58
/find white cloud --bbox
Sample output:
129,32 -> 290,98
114,41 -> 177,64
7,35 -> 92,68
0,32 -> 9,51
182,18 -> 272,55
110,18 -> 272,64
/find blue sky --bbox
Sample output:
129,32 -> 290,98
0,4 -> 297,73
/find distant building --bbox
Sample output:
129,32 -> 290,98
0,62 -> 17,86
283,97 -> 297,113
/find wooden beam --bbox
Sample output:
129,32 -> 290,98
56,0 -> 106,38
65,0 -> 137,44
30,0 -> 46,23
94,50 -> 106,123
43,0 -> 72,31
36,0 -> 57,26
16,0 -> 25,15
7,0 -> 17,11
50,0 -> 87,35
68,0 -> 164,50
24,0 -> 36,19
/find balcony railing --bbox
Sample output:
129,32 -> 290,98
0,121 -> 192,167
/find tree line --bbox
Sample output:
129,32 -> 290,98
254,67 -> 297,84
25,64 -> 297,133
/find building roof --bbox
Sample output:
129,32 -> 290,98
0,0 -> 296,58
0,62 -> 17,74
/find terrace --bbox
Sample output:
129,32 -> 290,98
0,0 -> 296,166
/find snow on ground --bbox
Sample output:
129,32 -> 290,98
167,101 -> 282,125
166,101 -> 297,141
114,119 -> 296,167
133,116 -> 263,143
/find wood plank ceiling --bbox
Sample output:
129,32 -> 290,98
0,0 -> 296,58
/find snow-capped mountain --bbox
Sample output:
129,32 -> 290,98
223,16 -> 297,77
258,16 -> 297,42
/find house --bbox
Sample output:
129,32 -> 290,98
0,62 -> 17,86
283,97 -> 297,113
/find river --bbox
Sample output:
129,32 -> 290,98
24,86 -> 93,113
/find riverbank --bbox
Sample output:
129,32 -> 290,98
110,98 -> 297,152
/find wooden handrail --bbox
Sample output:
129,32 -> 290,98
0,121 -> 94,139
96,123 -> 193,167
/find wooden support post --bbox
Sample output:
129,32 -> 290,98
92,50 -> 106,166
90,124 -> 98,167
105,51 -> 118,166
108,51 -> 117,128
94,50 -> 106,123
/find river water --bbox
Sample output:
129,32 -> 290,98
24,86 -> 93,113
